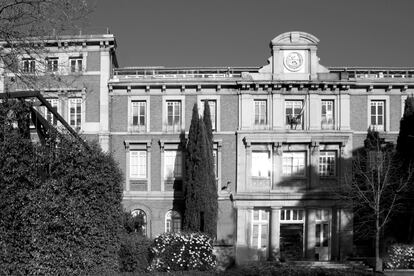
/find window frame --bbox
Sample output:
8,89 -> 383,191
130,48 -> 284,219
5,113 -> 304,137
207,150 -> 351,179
68,97 -> 83,130
319,151 -> 337,177
163,96 -> 185,132
367,96 -> 389,132
22,58 -> 36,73
165,210 -> 182,233
125,141 -> 152,192
254,99 -> 268,127
321,100 -> 335,130
160,141 -> 184,192
282,151 -> 306,178
46,57 -> 59,72
44,98 -> 60,126
285,100 -> 304,130
251,209 -> 270,250
199,98 -> 218,131
128,96 -> 150,132
69,56 -> 84,73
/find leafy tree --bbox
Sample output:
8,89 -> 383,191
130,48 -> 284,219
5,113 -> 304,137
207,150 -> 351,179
183,103 -> 218,238
0,100 -> 123,274
339,130 -> 411,271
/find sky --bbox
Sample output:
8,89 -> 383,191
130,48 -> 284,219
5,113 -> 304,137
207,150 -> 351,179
86,0 -> 414,68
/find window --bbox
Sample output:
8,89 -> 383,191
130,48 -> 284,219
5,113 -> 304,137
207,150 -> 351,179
283,152 -> 306,177
164,150 -> 182,179
370,100 -> 385,131
47,58 -> 58,72
252,151 -> 271,178
131,101 -> 146,131
70,57 -> 83,73
130,150 -> 147,179
69,98 -> 82,130
131,209 -> 147,236
251,209 -> 269,250
22,59 -> 35,73
280,209 -> 305,222
254,100 -> 267,126
45,99 -> 59,126
166,101 -> 181,132
165,210 -> 182,233
201,100 -> 217,131
321,100 -> 334,129
285,101 -> 303,129
319,151 -> 336,177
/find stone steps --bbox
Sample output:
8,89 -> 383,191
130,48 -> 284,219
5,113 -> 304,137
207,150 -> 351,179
287,261 -> 372,271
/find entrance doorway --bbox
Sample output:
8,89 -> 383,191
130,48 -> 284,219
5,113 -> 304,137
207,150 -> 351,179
279,209 -> 305,260
315,209 -> 331,261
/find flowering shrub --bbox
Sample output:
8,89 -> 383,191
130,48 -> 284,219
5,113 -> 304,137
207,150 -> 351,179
384,244 -> 414,269
148,232 -> 216,272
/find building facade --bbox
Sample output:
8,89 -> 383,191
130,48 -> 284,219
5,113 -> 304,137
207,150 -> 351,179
2,31 -> 414,263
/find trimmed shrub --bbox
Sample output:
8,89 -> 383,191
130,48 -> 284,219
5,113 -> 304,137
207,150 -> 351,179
119,232 -> 152,273
148,232 -> 216,272
0,100 -> 124,275
385,244 -> 414,269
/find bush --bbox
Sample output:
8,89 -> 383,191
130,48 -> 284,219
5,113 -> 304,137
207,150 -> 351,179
384,244 -> 414,269
148,232 -> 216,272
0,100 -> 124,275
119,232 -> 152,273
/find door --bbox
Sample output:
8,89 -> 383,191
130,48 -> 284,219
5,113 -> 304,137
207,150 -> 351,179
315,209 -> 330,261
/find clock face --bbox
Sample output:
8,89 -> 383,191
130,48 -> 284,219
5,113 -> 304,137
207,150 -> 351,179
284,52 -> 304,72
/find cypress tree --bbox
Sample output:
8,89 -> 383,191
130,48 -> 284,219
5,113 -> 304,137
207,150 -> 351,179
183,103 -> 218,238
202,101 -> 218,238
183,104 -> 201,231
396,96 -> 414,242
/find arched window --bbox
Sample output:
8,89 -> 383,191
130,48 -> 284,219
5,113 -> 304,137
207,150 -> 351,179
165,210 -> 182,233
131,209 -> 147,236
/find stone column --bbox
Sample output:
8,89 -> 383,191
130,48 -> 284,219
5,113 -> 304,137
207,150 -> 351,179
270,207 -> 281,260
244,138 -> 252,192
306,208 -> 316,260
236,207 -> 251,264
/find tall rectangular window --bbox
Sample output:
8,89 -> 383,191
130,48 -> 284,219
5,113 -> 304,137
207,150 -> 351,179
201,100 -> 217,131
130,150 -> 147,179
45,99 -> 59,126
251,209 -> 269,250
22,59 -> 35,73
321,100 -> 334,130
69,98 -> 82,129
131,101 -> 146,130
283,152 -> 306,177
319,151 -> 336,177
47,58 -> 58,72
285,101 -> 303,129
70,57 -> 83,73
254,100 -> 267,126
166,101 -> 181,131
370,100 -> 385,131
164,150 -> 182,179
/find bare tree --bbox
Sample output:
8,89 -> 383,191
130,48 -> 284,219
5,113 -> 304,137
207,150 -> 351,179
0,0 -> 91,89
339,130 -> 411,272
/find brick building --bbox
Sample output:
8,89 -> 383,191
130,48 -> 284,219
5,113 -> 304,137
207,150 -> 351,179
1,31 -> 413,263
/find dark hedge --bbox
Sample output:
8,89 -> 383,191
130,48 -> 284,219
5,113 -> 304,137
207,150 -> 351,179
0,100 -> 123,275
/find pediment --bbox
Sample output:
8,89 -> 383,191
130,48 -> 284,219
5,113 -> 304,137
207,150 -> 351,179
271,31 -> 319,46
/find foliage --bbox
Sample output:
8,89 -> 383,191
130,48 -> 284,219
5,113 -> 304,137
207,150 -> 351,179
183,103 -> 218,238
0,100 -> 124,275
119,232 -> 152,273
221,262 -> 374,276
148,232 -> 216,272
384,244 -> 414,269
396,96 -> 414,243
339,129 -> 411,271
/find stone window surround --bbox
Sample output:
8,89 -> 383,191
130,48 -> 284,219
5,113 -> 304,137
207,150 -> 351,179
367,95 -> 390,132
127,95 -> 150,132
124,140 -> 152,192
